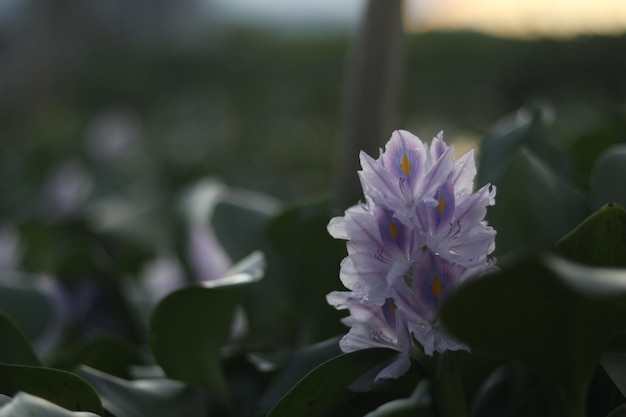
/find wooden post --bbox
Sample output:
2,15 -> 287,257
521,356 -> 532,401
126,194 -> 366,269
332,0 -> 405,209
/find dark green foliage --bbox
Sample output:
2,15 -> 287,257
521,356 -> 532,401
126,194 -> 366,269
267,202 -> 348,345
0,313 -> 40,366
0,364 -> 103,415
267,348 -> 398,417
557,204 -> 626,267
590,146 -> 626,210
2,27 -> 626,417
0,285 -> 55,348
76,366 -> 207,417
150,286 -> 241,408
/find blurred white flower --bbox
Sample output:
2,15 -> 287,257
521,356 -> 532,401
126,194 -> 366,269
0,225 -> 20,270
85,108 -> 140,160
188,226 -> 232,282
138,256 -> 187,303
43,161 -> 93,219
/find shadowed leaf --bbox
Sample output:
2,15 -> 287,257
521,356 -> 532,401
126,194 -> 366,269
557,203 -> 626,267
0,363 -> 103,414
440,255 -> 626,416
267,348 -> 397,417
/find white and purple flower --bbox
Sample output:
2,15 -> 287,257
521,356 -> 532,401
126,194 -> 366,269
327,130 -> 496,379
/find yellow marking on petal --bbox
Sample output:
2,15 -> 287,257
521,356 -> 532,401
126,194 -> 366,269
431,275 -> 443,298
401,154 -> 411,176
388,220 -> 399,240
438,194 -> 446,216
389,299 -> 397,316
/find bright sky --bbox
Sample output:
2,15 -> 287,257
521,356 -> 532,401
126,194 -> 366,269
212,0 -> 626,38
405,0 -> 626,38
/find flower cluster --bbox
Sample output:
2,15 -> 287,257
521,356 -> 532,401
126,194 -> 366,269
327,130 -> 496,379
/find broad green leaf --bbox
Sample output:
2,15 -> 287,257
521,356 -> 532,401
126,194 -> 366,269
364,380 -> 432,417
478,108 -> 570,186
267,201 -> 347,344
607,404 -> 626,417
69,337 -> 144,379
267,348 -> 397,417
439,255 -> 626,417
469,364 -> 567,417
600,352 -> 626,398
478,110 -> 537,186
0,283 -> 55,344
211,188 -> 281,262
566,116 -> 626,193
149,286 -> 240,408
556,203 -> 626,267
256,336 -> 342,415
177,180 -> 290,347
486,148 -> 587,255
0,363 -> 102,414
590,145 -> 626,210
76,365 -> 206,417
0,312 -> 40,366
0,392 -> 99,417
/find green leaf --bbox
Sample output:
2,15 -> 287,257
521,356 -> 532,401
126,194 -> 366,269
600,352 -> 626,398
487,148 -> 587,255
0,363 -> 103,414
0,282 -> 55,344
256,336 -> 342,415
267,201 -> 347,344
557,203 -> 626,267
591,145 -> 626,210
211,188 -> 280,262
364,380 -> 432,417
76,365 -> 206,417
439,255 -> 626,417
71,337 -> 144,379
178,180 -> 291,347
0,392 -> 99,417
469,364 -> 567,417
149,286 -> 240,408
478,107 -> 570,186
606,404 -> 626,417
566,115 -> 626,192
267,348 -> 397,417
0,312 -> 40,366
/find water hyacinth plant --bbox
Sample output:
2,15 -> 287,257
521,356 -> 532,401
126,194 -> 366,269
3,109 -> 626,417
327,130 -> 496,379
4,2 -> 626,413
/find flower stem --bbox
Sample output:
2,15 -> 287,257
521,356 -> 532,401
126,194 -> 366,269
433,351 -> 468,417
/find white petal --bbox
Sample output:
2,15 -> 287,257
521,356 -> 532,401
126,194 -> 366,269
327,216 -> 349,240
374,352 -> 412,380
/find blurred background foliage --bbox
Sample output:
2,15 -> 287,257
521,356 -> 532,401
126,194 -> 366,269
1,0 -> 626,415
1,1 -> 626,212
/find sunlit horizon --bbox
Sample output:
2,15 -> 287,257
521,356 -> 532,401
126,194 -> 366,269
404,0 -> 626,38
212,0 -> 626,38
